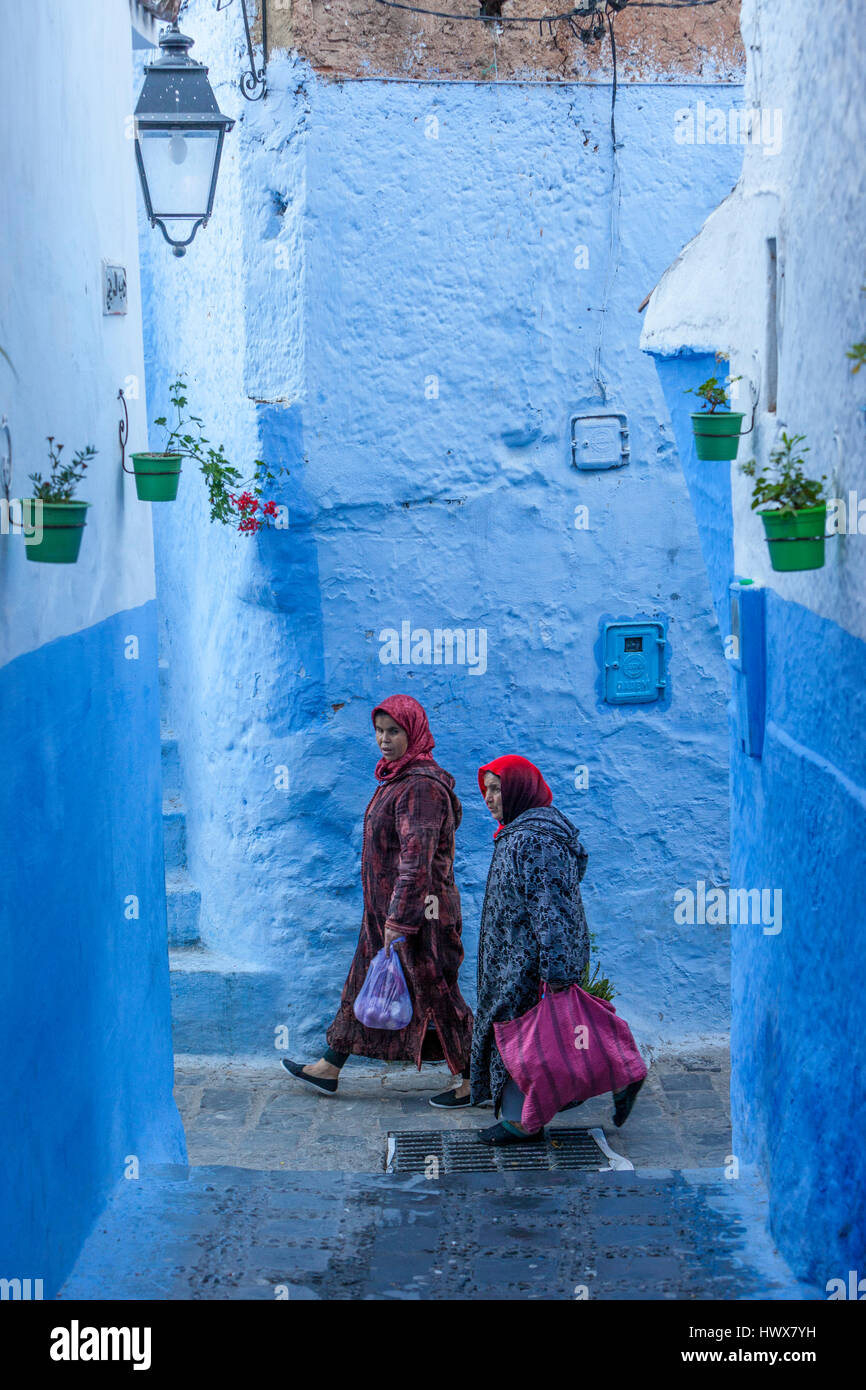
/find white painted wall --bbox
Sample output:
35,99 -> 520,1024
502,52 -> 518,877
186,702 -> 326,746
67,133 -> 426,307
642,0 -> 866,641
0,0 -> 157,669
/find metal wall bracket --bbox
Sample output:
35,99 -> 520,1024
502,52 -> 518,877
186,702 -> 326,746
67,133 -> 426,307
119,388 -> 138,475
1,416 -> 12,502
218,0 -> 268,100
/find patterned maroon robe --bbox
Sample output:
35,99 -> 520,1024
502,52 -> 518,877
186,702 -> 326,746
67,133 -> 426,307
327,763 -> 473,1071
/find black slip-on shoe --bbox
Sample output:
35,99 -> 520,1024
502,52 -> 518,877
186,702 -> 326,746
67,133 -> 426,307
478,1121 -> 545,1146
612,1076 -> 644,1127
428,1089 -> 472,1108
281,1058 -> 338,1094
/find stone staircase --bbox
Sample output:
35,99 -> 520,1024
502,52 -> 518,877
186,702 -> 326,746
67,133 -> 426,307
159,658 -> 283,1056
161,725 -> 202,949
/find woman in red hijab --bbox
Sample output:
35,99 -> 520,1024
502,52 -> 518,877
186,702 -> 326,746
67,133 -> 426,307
470,754 -> 591,1144
281,694 -> 474,1103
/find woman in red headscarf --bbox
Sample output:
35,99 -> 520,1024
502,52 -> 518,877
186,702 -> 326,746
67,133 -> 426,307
281,694 -> 473,1102
470,755 -> 591,1144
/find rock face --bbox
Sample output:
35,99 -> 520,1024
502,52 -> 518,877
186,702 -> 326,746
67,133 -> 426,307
140,3 -> 744,1063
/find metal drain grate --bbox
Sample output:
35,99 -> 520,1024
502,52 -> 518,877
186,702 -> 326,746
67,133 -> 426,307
386,1126 -> 627,1175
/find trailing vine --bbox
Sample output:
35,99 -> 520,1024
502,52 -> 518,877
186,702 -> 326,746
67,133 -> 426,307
153,378 -> 289,533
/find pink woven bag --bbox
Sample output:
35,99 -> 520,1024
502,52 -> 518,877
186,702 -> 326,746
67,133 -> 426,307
493,982 -> 647,1132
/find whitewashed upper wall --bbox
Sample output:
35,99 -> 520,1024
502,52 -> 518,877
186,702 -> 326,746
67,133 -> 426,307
642,0 -> 866,641
0,0 -> 156,668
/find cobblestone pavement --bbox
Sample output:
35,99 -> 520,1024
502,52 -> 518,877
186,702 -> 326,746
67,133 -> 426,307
173,1046 -> 734,1173
58,1044 -> 820,1300
59,1165 -> 819,1301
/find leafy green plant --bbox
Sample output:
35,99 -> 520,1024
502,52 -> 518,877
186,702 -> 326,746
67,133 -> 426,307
580,958 -> 616,1002
685,372 -> 743,413
28,437 -> 97,502
579,929 -> 616,1001
740,432 -> 827,514
846,283 -> 866,374
153,378 -> 289,533
847,341 -> 866,375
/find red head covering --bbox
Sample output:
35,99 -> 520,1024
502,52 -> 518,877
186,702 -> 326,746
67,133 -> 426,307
478,754 -> 553,838
372,694 -> 436,782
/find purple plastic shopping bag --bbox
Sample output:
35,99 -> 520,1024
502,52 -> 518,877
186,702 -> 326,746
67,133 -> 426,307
353,940 -> 413,1030
493,982 -> 647,1132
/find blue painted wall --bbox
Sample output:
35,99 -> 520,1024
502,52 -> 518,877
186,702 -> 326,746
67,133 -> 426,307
0,0 -> 187,1298
652,351 -> 866,1284
647,350 -> 735,633
730,595 -> 866,1284
143,68 -> 744,1054
0,601 -> 186,1298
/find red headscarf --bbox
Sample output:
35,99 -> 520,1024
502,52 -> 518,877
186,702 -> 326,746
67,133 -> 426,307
478,754 -> 553,838
372,694 -> 436,782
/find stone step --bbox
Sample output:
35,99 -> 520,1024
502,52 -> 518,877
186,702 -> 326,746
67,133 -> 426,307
162,794 -> 188,870
160,728 -> 181,793
169,947 -> 285,1056
165,870 -> 201,948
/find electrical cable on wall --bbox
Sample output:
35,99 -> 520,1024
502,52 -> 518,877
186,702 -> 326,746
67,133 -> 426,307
591,7 -> 622,401
370,0 -> 723,24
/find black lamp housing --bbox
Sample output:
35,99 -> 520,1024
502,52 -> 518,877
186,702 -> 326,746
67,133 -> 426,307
134,23 -> 235,257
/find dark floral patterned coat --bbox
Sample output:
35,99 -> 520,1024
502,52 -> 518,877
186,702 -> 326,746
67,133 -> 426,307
327,764 -> 473,1071
469,805 -> 590,1113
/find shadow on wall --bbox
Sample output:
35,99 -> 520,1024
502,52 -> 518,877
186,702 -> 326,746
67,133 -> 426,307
240,403 -> 326,732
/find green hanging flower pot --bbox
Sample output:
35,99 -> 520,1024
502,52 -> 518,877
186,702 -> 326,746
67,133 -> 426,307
24,500 -> 91,564
690,410 -> 746,461
137,376 -> 290,530
23,437 -> 97,564
130,452 -> 183,502
685,369 -> 746,460
760,504 -> 827,572
741,433 -> 828,574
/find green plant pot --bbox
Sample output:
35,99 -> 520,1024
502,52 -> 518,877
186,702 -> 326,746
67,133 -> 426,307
23,500 -> 91,564
760,503 -> 827,572
691,411 -> 746,461
130,452 -> 182,502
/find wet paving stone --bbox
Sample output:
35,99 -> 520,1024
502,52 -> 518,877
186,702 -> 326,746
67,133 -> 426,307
660,1072 -> 716,1091
59,1164 -> 820,1302
663,1090 -> 726,1111
54,1048 -> 816,1300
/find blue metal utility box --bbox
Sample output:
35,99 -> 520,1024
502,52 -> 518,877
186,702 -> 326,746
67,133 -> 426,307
570,412 -> 630,470
602,620 -> 667,705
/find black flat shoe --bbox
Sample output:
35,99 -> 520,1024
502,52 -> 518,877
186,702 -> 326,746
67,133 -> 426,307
429,1089 -> 471,1108
478,1122 -> 545,1146
281,1058 -> 338,1094
612,1076 -> 644,1127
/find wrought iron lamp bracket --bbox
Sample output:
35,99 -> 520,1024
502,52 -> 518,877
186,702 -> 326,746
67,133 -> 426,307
217,0 -> 268,100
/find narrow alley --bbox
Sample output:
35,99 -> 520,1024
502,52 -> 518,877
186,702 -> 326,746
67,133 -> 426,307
2,0 -> 864,1353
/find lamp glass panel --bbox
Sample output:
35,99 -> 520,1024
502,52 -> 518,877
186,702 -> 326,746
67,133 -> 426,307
138,129 -> 220,217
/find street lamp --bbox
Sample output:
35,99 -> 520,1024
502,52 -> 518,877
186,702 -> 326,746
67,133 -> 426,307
134,22 -> 235,257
